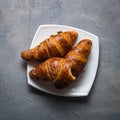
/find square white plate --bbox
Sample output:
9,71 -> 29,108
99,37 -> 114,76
27,24 -> 99,97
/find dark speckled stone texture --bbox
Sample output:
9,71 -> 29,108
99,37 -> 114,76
0,0 -> 120,120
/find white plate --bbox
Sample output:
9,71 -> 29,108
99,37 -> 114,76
27,24 -> 99,97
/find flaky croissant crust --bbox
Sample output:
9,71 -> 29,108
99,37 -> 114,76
29,39 -> 92,89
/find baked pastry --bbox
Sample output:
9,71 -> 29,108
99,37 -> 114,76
21,31 -> 78,62
29,39 -> 92,89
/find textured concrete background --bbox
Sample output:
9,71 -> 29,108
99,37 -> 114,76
0,0 -> 120,120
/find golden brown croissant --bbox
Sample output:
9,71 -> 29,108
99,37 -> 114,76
29,39 -> 92,89
21,31 -> 78,62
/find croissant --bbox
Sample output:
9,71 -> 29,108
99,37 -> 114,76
21,31 -> 78,62
29,39 -> 92,89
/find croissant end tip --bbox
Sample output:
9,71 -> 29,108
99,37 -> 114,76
21,51 -> 26,59
29,69 -> 39,79
21,50 -> 33,61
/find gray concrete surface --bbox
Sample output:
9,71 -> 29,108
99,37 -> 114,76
0,0 -> 120,120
